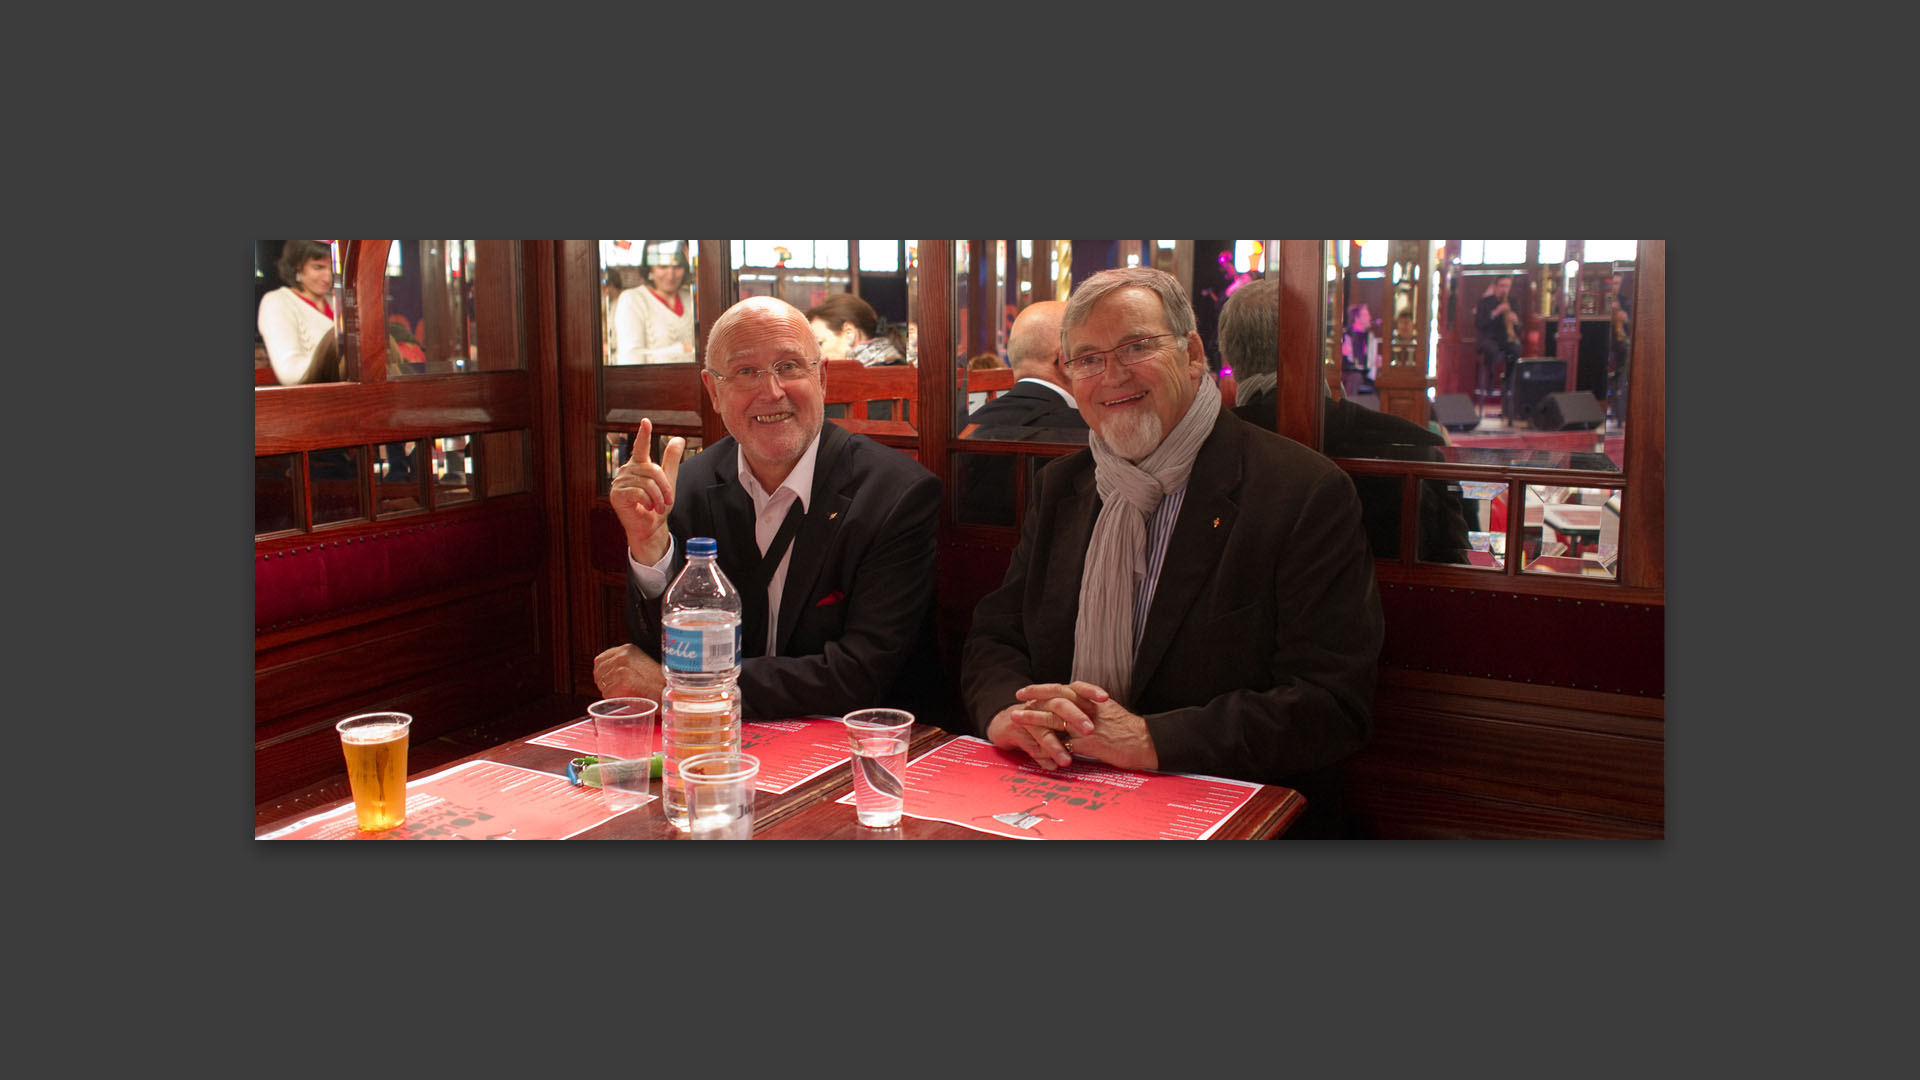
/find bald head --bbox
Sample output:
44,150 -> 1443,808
1006,300 -> 1068,388
708,295 -> 816,364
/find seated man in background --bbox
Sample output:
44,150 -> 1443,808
960,268 -> 1384,837
593,296 -> 947,723
1221,278 -> 1471,565
958,300 -> 1088,525
962,300 -> 1087,440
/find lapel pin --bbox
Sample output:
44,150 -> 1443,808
1213,517 -> 1221,528
829,511 -> 839,521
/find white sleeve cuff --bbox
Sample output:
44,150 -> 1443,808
628,535 -> 675,598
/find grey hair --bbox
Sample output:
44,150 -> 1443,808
1216,277 -> 1280,376
1059,267 -> 1196,356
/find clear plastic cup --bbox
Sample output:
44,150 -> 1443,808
588,697 -> 658,811
842,709 -> 914,828
680,752 -> 760,839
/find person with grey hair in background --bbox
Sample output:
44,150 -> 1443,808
1221,278 -> 1471,565
960,267 -> 1384,837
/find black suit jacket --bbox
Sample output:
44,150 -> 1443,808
964,380 -> 1090,438
628,422 -> 946,723
1235,390 -> 1473,564
961,409 -> 1384,830
958,381 -> 1089,525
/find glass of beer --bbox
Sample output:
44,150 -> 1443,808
335,712 -> 413,832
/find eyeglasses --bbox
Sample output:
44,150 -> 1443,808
1060,333 -> 1181,380
706,358 -> 818,391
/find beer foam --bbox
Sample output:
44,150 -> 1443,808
340,721 -> 408,744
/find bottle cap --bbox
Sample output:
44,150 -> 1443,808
686,536 -> 717,557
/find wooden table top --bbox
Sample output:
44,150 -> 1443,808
256,718 -> 1303,841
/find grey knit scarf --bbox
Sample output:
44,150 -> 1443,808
1071,375 -> 1221,705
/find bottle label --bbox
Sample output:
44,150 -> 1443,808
662,622 -> 741,673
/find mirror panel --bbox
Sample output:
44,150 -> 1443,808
255,453 -> 301,536
373,441 -> 422,516
431,434 -> 474,506
1521,484 -> 1620,579
254,240 -> 342,386
731,241 -> 916,431
386,241 -> 480,376
602,240 -> 698,366
310,447 -> 367,527
1322,240 -> 1637,472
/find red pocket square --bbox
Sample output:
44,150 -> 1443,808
815,590 -> 845,608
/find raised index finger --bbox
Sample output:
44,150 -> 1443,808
632,418 -> 653,465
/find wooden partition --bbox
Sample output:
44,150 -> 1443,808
253,240 -> 568,803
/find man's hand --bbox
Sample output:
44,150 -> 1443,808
609,417 -> 685,566
984,681 -> 1158,772
594,644 -> 665,700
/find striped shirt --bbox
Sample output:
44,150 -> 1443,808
1132,487 -> 1187,650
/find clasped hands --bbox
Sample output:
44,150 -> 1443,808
595,417 -> 685,699
986,681 -> 1158,773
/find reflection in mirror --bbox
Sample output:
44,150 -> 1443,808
255,454 -> 300,536
1324,240 -> 1637,471
310,446 -> 366,527
386,241 -> 478,376
373,441 -> 422,516
602,240 -> 697,366
255,239 -> 342,386
1218,275 -> 1468,565
958,239 -> 1243,447
432,434 -> 474,506
1521,484 -> 1619,579
1458,480 -> 1508,570
733,242 -> 916,428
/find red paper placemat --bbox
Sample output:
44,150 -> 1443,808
258,760 -> 646,840
835,736 -> 1260,840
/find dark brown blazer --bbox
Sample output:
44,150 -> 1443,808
961,408 -> 1384,802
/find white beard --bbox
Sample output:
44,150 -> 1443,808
1100,408 -> 1164,462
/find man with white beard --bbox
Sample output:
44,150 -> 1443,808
958,267 -> 1385,836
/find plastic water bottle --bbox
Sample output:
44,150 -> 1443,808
660,536 -> 743,831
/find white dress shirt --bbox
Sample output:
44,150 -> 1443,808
629,436 -> 822,655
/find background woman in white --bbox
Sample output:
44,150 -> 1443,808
257,239 -> 340,384
612,240 -> 696,364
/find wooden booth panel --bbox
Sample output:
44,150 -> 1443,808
254,580 -> 548,802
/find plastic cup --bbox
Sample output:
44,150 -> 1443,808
336,712 -> 413,832
680,752 -> 760,839
588,698 -> 659,811
842,709 -> 914,828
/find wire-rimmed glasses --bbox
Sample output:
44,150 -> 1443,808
1060,333 -> 1181,380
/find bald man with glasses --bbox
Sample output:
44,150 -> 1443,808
594,296 -> 946,723
960,268 -> 1384,837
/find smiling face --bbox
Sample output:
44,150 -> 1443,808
648,262 -> 686,295
296,256 -> 333,300
1064,286 -> 1206,461
704,299 -> 826,489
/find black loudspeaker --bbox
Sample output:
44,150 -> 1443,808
1430,393 -> 1480,431
1507,358 -> 1567,423
1536,390 -> 1605,431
